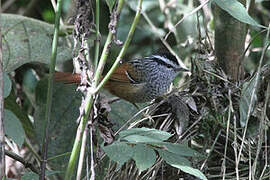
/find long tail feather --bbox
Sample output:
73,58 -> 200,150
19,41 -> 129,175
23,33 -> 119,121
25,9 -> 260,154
54,72 -> 81,84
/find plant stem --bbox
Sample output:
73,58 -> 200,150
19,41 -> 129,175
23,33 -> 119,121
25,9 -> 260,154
40,0 -> 62,179
142,12 -> 186,69
94,0 -> 100,68
93,0 -> 125,85
76,126 -> 88,180
5,150 -> 40,175
94,0 -> 143,93
64,1 -> 125,179
237,24 -> 270,165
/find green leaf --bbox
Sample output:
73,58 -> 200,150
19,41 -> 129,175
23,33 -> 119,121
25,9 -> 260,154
214,0 -> 264,28
4,109 -> 25,146
3,72 -> 12,98
159,150 -> 207,180
122,134 -> 168,143
158,150 -> 191,166
103,141 -> 134,166
119,127 -> 172,142
174,166 -> 207,180
154,142 -> 202,157
106,0 -> 116,13
107,95 -> 139,129
22,172 -> 39,180
2,13 -> 72,72
132,144 -> 156,171
34,78 -> 82,172
239,76 -> 258,127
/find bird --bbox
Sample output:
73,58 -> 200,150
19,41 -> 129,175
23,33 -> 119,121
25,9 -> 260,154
55,52 -> 188,103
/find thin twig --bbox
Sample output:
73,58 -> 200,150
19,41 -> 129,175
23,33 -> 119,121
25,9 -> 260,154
142,12 -> 187,69
40,0 -> 63,179
200,130 -> 221,170
89,123 -> 95,180
249,141 -> 252,179
94,0 -> 100,68
259,82 -> 270,179
114,105 -> 149,136
5,150 -> 40,175
233,113 -> 239,179
76,125 -> 88,180
222,89 -> 233,180
128,113 -> 170,129
202,69 -> 238,87
159,0 -> 180,44
236,24 -> 270,165
177,116 -> 203,142
164,0 -> 211,40
237,29 -> 267,80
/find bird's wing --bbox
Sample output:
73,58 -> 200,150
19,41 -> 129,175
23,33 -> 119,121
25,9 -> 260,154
108,62 -> 142,84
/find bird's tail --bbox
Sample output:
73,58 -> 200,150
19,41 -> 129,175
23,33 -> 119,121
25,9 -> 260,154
54,72 -> 81,84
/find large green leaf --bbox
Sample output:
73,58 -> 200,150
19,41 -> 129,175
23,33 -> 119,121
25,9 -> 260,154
154,142 -> 202,157
103,141 -> 134,166
107,94 -> 140,130
34,79 -> 82,172
214,0 -> 264,28
2,13 -> 72,72
119,127 -> 172,143
22,172 -> 39,180
132,144 -> 156,172
159,150 -> 207,180
121,134 -> 166,143
158,150 -> 191,166
174,166 -> 207,180
4,109 -> 25,146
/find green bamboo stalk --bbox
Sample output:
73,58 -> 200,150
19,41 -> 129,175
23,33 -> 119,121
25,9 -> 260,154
94,0 -> 100,68
64,1 -> 125,179
76,126 -> 88,179
94,0 -> 143,93
93,0 -> 125,85
40,0 -> 63,179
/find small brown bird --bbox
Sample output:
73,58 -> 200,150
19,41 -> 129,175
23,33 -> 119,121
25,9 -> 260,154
55,52 -> 188,103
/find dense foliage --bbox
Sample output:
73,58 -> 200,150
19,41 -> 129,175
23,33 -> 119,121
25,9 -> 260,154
1,0 -> 270,179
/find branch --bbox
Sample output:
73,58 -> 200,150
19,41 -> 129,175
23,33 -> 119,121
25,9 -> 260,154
5,150 -> 40,175
40,0 -> 63,179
